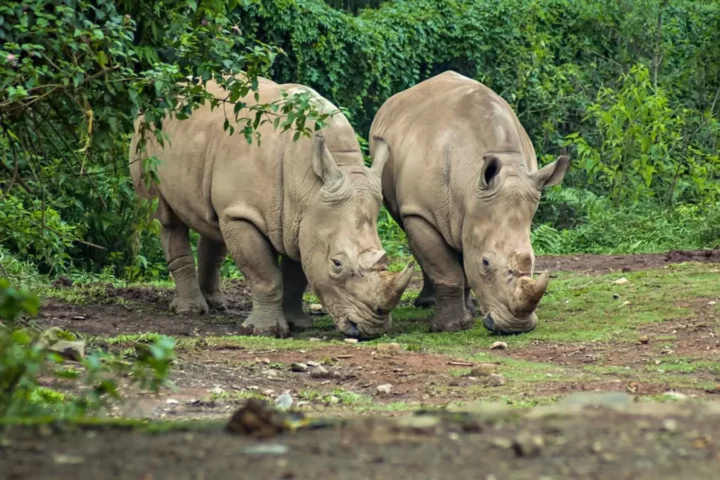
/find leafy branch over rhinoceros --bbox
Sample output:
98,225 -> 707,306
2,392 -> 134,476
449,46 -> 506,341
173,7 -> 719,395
130,76 -> 414,339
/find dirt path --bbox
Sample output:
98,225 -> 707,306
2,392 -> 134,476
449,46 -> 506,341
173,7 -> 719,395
4,401 -> 720,480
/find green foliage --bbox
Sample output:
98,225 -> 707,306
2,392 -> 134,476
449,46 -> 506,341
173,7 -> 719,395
1,0 -> 337,276
0,278 -> 175,418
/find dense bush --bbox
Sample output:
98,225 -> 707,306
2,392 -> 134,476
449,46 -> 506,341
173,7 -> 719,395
2,0 -> 719,282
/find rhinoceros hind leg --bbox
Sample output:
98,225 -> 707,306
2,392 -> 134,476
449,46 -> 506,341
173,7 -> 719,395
159,200 -> 209,315
221,218 -> 289,338
280,256 -> 313,331
403,216 -> 475,333
413,270 -> 436,308
198,235 -> 228,311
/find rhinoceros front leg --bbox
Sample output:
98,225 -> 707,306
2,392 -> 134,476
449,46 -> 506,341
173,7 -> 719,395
280,256 -> 313,331
159,213 -> 209,315
220,219 -> 289,338
403,216 -> 474,333
413,270 -> 436,308
197,236 -> 228,311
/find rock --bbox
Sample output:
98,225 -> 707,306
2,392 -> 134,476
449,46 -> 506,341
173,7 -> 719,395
513,431 -> 544,457
662,418 -> 678,432
491,437 -> 513,449
48,340 -> 86,362
638,335 -> 650,344
309,304 -> 326,315
622,300 -> 632,306
663,391 -> 688,401
226,398 -> 289,438
310,366 -> 331,378
614,277 -> 630,285
344,338 -> 359,344
490,341 -> 508,350
306,361 -> 320,367
559,392 -> 633,407
275,392 -> 293,410
470,364 -> 498,377
376,384 -> 392,395
243,444 -> 289,455
166,399 -> 180,405
708,301 -> 717,306
290,362 -> 308,372
376,343 -> 401,351
53,454 -> 84,465
612,293 -> 620,299
488,374 -> 506,386
262,389 -> 276,396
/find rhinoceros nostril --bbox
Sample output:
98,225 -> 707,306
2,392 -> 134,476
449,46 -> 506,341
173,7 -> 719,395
345,320 -> 360,338
374,307 -> 386,315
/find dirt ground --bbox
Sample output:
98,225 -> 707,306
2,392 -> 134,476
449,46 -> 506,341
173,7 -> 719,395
5,249 -> 719,478
29,249 -> 720,421
3,401 -> 720,480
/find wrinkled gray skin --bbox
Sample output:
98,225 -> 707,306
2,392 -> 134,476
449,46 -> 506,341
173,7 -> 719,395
369,71 -> 569,334
129,76 -> 414,339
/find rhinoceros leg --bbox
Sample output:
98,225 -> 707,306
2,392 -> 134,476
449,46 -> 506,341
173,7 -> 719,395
413,270 -> 436,308
158,200 -> 209,315
280,256 -> 313,331
220,219 -> 289,338
197,236 -> 228,311
403,216 -> 474,332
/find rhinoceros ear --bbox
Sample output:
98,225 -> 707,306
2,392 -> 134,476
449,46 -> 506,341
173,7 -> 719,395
312,134 -> 343,187
478,154 -> 502,190
529,155 -> 570,189
370,136 -> 391,182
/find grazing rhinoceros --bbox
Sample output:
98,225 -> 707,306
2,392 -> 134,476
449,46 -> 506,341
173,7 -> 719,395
129,76 -> 414,339
368,71 -> 569,334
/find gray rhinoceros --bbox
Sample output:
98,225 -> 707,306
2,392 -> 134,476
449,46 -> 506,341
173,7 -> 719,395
369,71 -> 569,334
129,76 -> 414,339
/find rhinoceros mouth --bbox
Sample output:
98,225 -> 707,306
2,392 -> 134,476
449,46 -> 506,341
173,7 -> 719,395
482,312 -> 536,335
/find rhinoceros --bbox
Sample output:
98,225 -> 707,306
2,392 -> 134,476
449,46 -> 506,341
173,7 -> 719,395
129,76 -> 414,338
369,71 -> 569,334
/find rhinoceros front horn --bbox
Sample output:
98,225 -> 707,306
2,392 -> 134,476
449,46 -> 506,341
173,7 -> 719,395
378,261 -> 415,311
514,269 -> 549,317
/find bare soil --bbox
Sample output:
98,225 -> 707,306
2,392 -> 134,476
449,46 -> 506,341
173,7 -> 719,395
8,249 -> 719,478
3,403 -> 720,480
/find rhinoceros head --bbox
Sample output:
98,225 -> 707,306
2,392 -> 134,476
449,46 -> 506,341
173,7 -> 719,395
299,135 -> 414,339
463,152 -> 569,334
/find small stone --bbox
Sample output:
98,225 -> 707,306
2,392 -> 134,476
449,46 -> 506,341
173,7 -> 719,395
262,389 -> 276,396
470,364 -> 498,377
708,301 -> 716,306
48,340 -> 86,362
243,444 -> 289,455
275,392 -> 293,410
306,361 -> 320,367
53,454 -> 84,465
344,338 -> 359,344
309,304 -> 326,315
166,399 -> 180,405
491,437 -> 513,449
662,419 -> 678,432
490,342 -> 508,350
310,366 -> 331,378
376,343 -> 401,351
638,336 -> 650,344
512,431 -> 544,457
622,300 -> 631,306
614,277 -> 630,285
663,391 -> 688,401
262,369 -> 279,378
376,384 -> 392,395
290,362 -> 308,372
488,374 -> 505,386
612,293 -> 620,299
211,387 -> 225,395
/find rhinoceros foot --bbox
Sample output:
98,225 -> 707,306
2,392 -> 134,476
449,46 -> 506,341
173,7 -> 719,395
202,291 -> 228,312
240,311 -> 290,338
170,295 -> 210,315
428,309 -> 475,333
413,294 -> 436,309
286,312 -> 313,331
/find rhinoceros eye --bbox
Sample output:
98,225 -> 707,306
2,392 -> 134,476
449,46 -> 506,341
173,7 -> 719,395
482,257 -> 490,268
332,258 -> 342,268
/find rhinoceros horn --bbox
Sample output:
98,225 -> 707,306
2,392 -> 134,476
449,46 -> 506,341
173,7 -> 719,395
513,269 -> 549,317
377,261 -> 415,312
